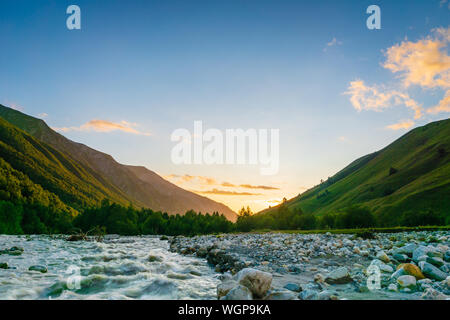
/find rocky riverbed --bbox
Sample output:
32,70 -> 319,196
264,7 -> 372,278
169,231 -> 450,300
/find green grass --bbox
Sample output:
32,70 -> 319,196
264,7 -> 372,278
243,225 -> 450,235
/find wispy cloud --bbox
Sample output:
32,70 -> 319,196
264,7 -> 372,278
386,120 -> 415,130
239,184 -> 279,190
165,174 -> 217,185
195,189 -> 262,196
166,175 -> 279,191
53,120 -> 151,136
38,113 -> 48,119
323,37 -> 342,52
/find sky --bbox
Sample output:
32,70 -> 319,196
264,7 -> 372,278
0,0 -> 449,212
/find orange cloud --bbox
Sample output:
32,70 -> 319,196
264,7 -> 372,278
344,80 -> 423,119
428,90 -> 450,114
196,189 -> 261,196
386,120 -> 415,130
239,184 -> 279,190
383,27 -> 450,90
54,120 -> 151,136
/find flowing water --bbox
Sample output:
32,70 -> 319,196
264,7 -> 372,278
0,235 -> 219,300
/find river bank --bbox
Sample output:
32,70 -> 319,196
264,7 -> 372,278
169,231 -> 450,300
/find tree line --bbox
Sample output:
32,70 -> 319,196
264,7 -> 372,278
0,198 -> 447,236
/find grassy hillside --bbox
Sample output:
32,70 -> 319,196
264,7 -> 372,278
0,117 -> 132,211
260,119 -> 450,221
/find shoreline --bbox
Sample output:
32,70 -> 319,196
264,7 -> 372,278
168,231 -> 450,300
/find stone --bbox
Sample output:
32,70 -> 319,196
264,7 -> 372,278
0,246 -> 23,256
325,267 -> 352,284
217,280 -> 238,299
393,243 -> 416,257
444,276 -> 450,289
387,283 -> 398,292
421,288 -> 449,300
222,285 -> 253,300
412,246 -> 432,262
298,289 -> 319,300
314,273 -> 325,283
444,251 -> 450,263
397,263 -> 425,280
28,265 -> 47,273
393,253 -> 409,263
390,267 -> 406,280
417,279 -> 433,291
370,259 -> 394,273
376,251 -> 390,263
0,262 -> 7,269
264,290 -> 297,300
419,261 -> 448,281
236,268 -> 272,298
397,275 -> 416,289
283,283 -> 301,292
148,255 -> 163,262
318,290 -> 335,300
426,256 -> 444,268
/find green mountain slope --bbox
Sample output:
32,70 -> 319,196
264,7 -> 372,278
0,117 -> 132,212
260,118 -> 450,220
0,105 -> 237,221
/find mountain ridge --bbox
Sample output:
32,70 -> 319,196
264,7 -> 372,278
0,104 -> 237,221
259,118 -> 450,222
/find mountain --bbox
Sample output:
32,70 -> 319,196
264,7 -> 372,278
0,105 -> 237,221
260,118 -> 450,220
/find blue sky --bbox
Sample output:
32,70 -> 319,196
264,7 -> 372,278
0,0 -> 449,211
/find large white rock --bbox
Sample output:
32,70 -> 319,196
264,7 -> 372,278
236,268 -> 272,298
397,275 -> 416,289
325,267 -> 352,284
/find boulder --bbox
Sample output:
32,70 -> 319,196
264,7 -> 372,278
376,251 -> 390,263
387,283 -> 398,292
419,261 -> 448,281
283,283 -> 302,292
221,285 -> 253,300
393,253 -> 409,263
236,268 -> 272,298
397,263 -> 425,280
426,256 -> 444,268
393,243 -> 416,257
397,275 -> 416,289
369,259 -> 394,273
28,265 -> 47,273
325,267 -> 352,284
217,280 -> 238,299
412,246 -> 431,262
